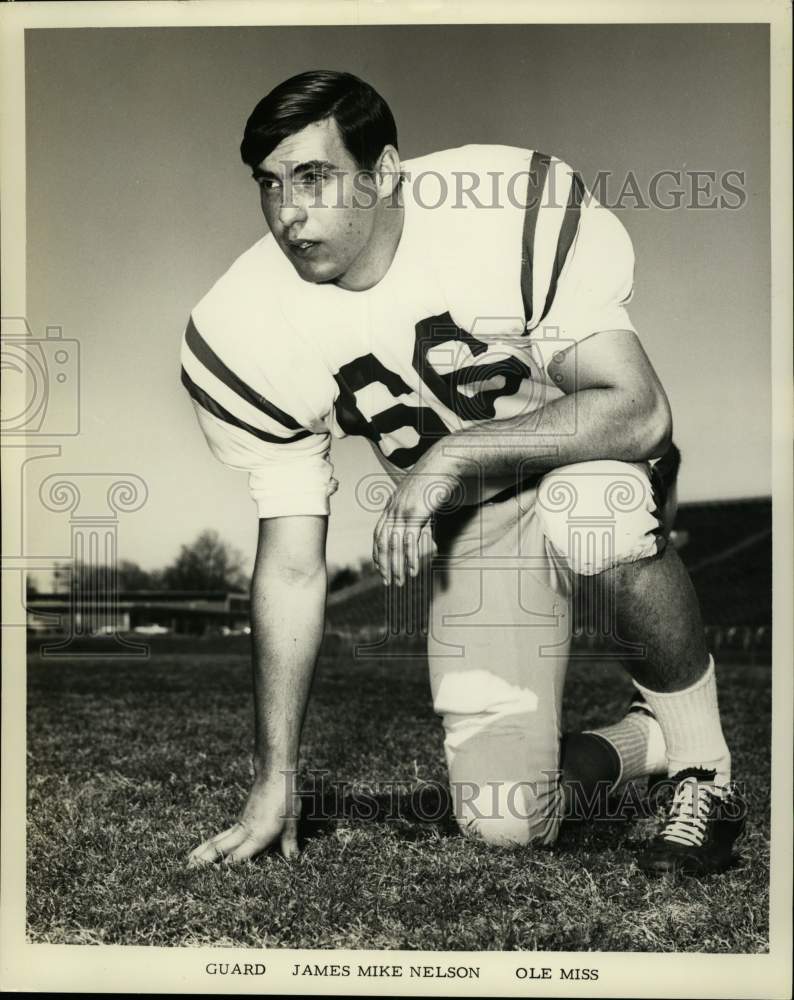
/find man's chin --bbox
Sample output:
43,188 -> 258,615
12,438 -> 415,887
290,259 -> 342,285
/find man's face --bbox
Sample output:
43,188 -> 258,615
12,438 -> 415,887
254,117 -> 380,285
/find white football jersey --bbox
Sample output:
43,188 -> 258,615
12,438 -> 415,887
181,144 -> 636,518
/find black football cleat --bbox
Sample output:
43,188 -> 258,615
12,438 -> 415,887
637,767 -> 747,876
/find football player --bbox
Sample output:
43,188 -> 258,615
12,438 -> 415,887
182,71 -> 746,875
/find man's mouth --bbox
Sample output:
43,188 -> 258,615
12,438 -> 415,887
288,239 -> 319,258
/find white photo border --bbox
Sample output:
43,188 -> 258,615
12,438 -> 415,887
1,1 -> 791,996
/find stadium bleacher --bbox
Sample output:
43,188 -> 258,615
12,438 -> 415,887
675,498 -> 772,626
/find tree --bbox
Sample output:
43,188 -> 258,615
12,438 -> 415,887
328,564 -> 360,592
162,529 -> 249,592
53,560 -> 71,594
328,557 -> 380,592
48,559 -> 160,594
117,560 -> 163,591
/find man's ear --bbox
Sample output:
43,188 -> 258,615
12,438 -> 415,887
376,145 -> 402,200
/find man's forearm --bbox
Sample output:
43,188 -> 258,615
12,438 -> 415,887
249,565 -> 327,778
435,386 -> 671,486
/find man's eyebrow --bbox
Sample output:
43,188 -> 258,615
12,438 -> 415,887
252,166 -> 278,182
293,159 -> 338,176
252,159 -> 338,181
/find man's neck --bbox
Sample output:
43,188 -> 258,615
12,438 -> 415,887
334,195 -> 405,292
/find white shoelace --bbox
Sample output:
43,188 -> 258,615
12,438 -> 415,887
660,778 -> 718,848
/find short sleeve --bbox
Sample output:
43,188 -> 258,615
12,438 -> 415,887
188,400 -> 337,518
517,155 -> 638,377
536,201 -> 636,346
181,314 -> 338,519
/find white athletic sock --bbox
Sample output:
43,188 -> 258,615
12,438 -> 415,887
588,711 -> 667,788
633,655 -> 731,787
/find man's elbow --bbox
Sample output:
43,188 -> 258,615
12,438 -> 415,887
252,514 -> 328,591
253,558 -> 326,591
635,390 -> 673,461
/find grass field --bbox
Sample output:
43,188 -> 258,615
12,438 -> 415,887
26,641 -> 770,952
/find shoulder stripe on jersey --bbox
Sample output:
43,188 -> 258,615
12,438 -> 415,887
184,317 -> 303,431
520,151 -> 551,325
181,367 -> 312,445
539,170 -> 584,323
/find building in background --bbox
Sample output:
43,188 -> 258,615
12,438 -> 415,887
26,590 -> 250,637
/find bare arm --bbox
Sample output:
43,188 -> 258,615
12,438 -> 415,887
250,515 -> 328,777
439,328 -> 673,480
374,329 -> 672,584
188,514 -> 327,866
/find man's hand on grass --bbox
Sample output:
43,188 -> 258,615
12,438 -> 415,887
372,446 -> 461,586
187,773 -> 300,867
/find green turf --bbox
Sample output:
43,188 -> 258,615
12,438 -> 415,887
26,644 -> 770,951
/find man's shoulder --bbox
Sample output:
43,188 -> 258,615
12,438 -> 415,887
181,234 -> 323,423
192,234 -> 284,316
187,234 -> 296,356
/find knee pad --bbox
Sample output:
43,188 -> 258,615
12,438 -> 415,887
535,460 -> 662,576
452,777 -> 562,848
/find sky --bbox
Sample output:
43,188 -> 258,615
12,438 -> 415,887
20,23 -> 770,579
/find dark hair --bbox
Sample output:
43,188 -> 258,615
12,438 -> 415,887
240,70 -> 398,172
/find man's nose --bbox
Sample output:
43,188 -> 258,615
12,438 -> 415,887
278,195 -> 307,229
